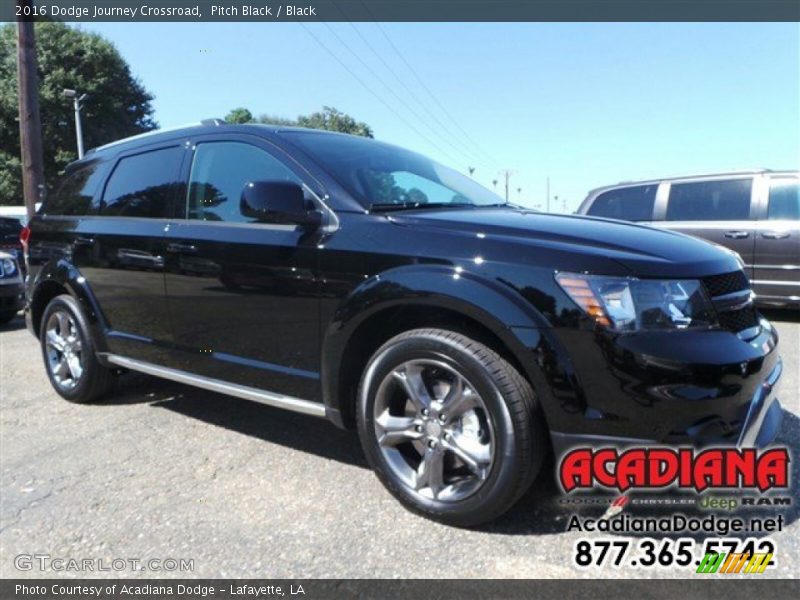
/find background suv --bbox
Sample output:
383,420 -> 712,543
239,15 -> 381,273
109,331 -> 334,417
577,170 -> 799,308
23,124 -> 783,526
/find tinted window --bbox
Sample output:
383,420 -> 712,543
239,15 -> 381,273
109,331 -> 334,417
45,163 -> 105,216
666,179 -> 752,221
100,147 -> 183,218
587,185 -> 657,221
186,142 -> 300,223
767,179 -> 799,220
0,218 -> 21,245
280,131 -> 504,208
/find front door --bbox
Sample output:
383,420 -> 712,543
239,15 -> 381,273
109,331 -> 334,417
163,137 -> 322,401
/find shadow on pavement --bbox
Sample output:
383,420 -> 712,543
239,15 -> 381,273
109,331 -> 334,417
0,313 -> 27,333
105,371 -> 798,537
109,372 -> 369,468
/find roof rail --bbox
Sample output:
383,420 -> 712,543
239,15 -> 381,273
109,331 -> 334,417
85,120 -> 227,156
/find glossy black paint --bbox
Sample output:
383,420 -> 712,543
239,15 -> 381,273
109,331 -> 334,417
24,124 -> 781,449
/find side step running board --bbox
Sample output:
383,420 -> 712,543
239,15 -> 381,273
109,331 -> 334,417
104,354 -> 326,418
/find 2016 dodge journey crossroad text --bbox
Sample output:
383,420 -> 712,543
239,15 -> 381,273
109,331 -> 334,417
23,122 -> 783,526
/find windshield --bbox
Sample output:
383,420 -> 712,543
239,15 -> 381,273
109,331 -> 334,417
280,131 -> 505,209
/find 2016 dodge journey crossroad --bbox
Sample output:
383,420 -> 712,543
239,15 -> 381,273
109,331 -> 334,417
23,122 -> 783,526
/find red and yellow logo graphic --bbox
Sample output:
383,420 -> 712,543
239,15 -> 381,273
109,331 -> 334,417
696,552 -> 773,574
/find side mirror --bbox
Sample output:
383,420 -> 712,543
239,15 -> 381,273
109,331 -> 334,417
240,181 -> 322,227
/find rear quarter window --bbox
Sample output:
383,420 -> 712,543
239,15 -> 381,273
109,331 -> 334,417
586,185 -> 657,221
767,178 -> 799,220
100,146 -> 184,218
44,162 -> 106,216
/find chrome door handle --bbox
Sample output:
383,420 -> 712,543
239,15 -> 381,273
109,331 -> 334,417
166,242 -> 199,254
761,231 -> 790,240
724,231 -> 750,239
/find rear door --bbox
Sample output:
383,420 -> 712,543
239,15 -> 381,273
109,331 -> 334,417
753,175 -> 800,305
659,177 -> 755,279
81,144 -> 185,361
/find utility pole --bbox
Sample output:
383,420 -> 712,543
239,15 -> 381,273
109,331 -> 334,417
498,169 -> 517,202
546,176 -> 550,213
468,166 -> 475,178
16,1 -> 45,220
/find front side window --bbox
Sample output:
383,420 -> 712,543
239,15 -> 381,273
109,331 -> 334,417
587,185 -> 657,221
46,162 -> 106,216
665,178 -> 752,221
767,178 -> 799,220
100,146 -> 183,218
186,142 -> 300,223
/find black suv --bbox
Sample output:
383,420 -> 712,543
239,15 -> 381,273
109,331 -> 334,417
24,123 -> 783,526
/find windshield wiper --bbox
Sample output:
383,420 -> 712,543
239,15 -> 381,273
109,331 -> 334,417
369,202 -> 478,212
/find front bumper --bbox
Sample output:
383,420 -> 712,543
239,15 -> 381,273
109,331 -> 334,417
0,280 -> 24,313
738,357 -> 782,448
547,317 -> 783,453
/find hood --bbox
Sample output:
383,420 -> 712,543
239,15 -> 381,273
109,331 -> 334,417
387,207 -> 742,278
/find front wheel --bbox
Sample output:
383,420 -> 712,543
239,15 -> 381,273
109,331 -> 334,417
357,328 -> 546,527
40,294 -> 115,403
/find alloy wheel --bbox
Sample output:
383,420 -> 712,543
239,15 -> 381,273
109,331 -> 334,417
373,359 -> 495,502
44,310 -> 84,390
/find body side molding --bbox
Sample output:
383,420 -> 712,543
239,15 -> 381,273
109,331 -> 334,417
103,354 -> 326,418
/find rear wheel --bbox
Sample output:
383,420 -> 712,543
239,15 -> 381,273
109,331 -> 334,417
40,294 -> 115,403
357,328 -> 546,527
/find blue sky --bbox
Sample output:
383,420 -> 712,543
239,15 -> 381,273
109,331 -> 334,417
82,22 -> 799,212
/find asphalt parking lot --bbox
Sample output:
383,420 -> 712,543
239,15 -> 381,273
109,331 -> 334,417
1,310 -> 798,579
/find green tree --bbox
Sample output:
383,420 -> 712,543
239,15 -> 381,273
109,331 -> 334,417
0,22 -> 156,205
295,106 -> 373,138
224,107 -> 253,124
228,105 -> 373,138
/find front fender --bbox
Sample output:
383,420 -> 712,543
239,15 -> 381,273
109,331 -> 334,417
29,259 -> 109,354
321,264 -> 575,430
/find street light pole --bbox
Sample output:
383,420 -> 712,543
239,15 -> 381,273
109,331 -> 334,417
63,88 -> 88,159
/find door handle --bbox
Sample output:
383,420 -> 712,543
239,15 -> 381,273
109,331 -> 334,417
74,236 -> 95,247
166,242 -> 199,254
761,231 -> 790,240
723,231 -> 750,239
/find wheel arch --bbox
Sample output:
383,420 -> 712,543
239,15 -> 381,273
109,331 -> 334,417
321,265 -> 557,431
28,260 -> 109,354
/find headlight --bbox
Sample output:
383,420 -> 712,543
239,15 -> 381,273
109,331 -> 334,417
555,272 -> 716,331
0,258 -> 17,277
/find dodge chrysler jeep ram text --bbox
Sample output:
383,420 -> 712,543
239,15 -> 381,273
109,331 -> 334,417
23,123 -> 783,525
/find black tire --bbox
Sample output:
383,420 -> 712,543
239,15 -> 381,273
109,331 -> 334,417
39,294 -> 115,403
0,310 -> 17,325
357,328 -> 546,527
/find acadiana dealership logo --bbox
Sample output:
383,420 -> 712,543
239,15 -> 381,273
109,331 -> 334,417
559,447 -> 790,494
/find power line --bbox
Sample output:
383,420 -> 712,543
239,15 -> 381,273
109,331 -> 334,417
331,1 -> 487,167
358,0 -> 496,166
296,22 -> 464,166
319,22 -> 481,167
